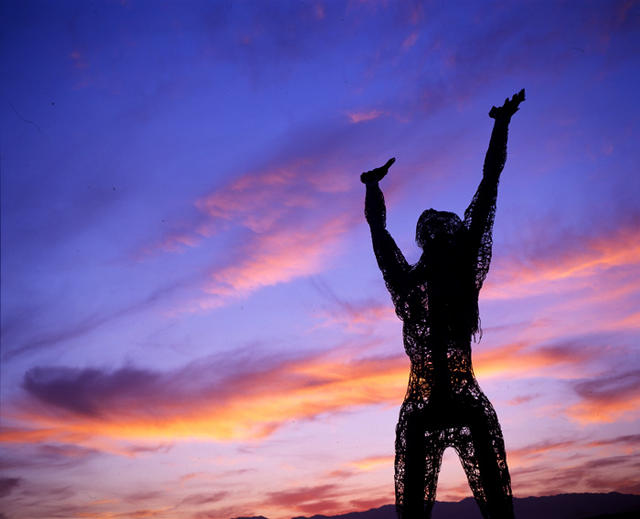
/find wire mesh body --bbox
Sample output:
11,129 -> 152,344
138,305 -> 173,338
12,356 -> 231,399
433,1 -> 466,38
364,117 -> 515,519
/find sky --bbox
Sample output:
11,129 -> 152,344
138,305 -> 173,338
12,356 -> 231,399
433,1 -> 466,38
1,1 -> 639,518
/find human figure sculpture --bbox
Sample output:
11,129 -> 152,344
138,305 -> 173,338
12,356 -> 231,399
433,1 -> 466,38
361,90 -> 525,519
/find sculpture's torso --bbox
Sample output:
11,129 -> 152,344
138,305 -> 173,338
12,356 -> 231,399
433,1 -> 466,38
393,250 -> 483,422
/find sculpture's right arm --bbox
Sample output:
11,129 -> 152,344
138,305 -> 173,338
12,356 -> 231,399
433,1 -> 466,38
364,181 -> 409,293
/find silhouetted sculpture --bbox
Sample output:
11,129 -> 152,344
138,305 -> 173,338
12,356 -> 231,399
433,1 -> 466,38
361,90 -> 525,519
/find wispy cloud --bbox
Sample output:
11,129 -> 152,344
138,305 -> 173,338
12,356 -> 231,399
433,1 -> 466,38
586,433 -> 640,449
347,110 -> 385,123
154,160 -> 328,254
205,217 -> 351,299
0,477 -> 21,498
486,221 -> 640,299
311,280 -> 396,330
567,370 -> 640,423
170,214 -> 355,314
349,454 -> 394,471
179,492 -> 228,507
508,439 -> 580,464
140,116 -> 390,313
508,394 -> 540,406
512,454 -> 640,497
145,113 -> 375,258
501,413 -> 640,495
473,340 -> 600,379
4,336 -> 613,448
266,483 -> 342,516
2,279 -> 187,362
0,443 -> 101,471
6,348 -> 406,445
401,31 -> 418,50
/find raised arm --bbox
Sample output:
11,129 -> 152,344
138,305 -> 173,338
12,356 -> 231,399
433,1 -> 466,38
361,158 -> 410,311
463,89 -> 525,289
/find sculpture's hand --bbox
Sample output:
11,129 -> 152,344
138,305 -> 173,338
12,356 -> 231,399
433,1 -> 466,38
489,89 -> 525,120
360,157 -> 396,184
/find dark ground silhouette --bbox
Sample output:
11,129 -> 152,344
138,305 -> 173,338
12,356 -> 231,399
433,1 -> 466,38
361,90 -> 525,519
229,492 -> 640,519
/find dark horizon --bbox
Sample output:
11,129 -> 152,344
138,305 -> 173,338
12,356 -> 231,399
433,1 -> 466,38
278,492 -> 640,519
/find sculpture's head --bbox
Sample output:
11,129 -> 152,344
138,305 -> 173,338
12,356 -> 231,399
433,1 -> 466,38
415,209 -> 462,250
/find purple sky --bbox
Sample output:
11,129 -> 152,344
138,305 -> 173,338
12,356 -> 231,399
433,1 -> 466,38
1,1 -> 640,518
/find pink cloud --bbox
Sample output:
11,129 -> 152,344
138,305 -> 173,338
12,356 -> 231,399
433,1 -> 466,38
314,3 -> 325,20
507,394 -> 540,406
567,370 -> 640,424
139,129 -> 377,312
486,224 -> 640,300
402,32 -> 418,49
473,341 -> 600,380
263,481 -> 392,518
3,336 -> 610,450
348,454 -> 394,471
153,161 -> 321,255
347,109 -> 384,123
70,49 -> 88,69
508,439 -> 579,464
171,213 -> 355,314
4,347 -> 407,446
511,454 -> 640,497
206,216 -> 351,298
316,299 -> 395,330
311,282 -> 396,330
587,433 -> 640,449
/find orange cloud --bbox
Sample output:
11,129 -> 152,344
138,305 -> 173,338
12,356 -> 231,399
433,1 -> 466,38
4,338 -> 604,450
567,395 -> 640,424
5,350 -> 407,447
206,217 -> 350,297
262,481 -> 392,518
265,483 -> 342,516
147,145 -> 358,258
507,439 -> 579,464
138,149 -> 365,314
349,454 -> 394,471
473,341 -> 598,379
507,394 -> 539,406
586,433 -> 640,449
170,215 -> 354,314
195,164 -> 312,230
567,371 -> 640,424
317,301 -> 395,331
607,310 -> 640,331
566,369 -> 640,424
485,225 -> 640,300
153,163 -> 316,254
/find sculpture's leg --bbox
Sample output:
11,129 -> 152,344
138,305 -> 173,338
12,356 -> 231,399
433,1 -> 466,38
395,405 -> 424,518
455,403 -> 514,519
422,429 -> 446,518
395,406 -> 445,519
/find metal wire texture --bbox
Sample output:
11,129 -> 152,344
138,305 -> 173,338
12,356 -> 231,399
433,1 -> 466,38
362,91 -> 524,519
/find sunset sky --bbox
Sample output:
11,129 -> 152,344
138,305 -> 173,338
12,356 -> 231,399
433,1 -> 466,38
1,1 -> 639,518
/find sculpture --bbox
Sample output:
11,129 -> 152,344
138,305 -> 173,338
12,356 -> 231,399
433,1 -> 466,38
361,90 -> 525,519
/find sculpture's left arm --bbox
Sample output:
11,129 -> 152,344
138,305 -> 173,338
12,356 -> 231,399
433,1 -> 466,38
463,89 -> 525,289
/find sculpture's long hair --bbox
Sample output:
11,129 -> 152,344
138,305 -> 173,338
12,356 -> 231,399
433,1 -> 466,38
415,209 -> 482,340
